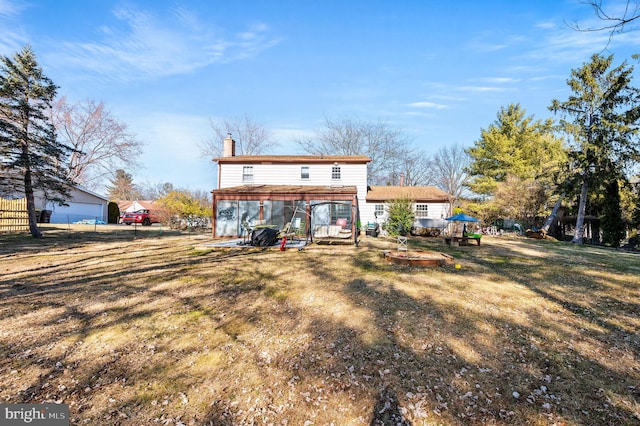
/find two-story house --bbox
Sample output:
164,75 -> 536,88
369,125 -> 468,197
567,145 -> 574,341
212,135 -> 370,238
211,134 -> 452,238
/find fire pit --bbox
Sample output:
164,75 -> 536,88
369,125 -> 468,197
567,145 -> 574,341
384,250 -> 454,267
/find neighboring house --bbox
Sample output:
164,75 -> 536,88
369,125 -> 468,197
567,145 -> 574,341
117,200 -> 163,215
212,134 -> 452,238
1,182 -> 109,225
364,185 -> 451,233
41,186 -> 109,224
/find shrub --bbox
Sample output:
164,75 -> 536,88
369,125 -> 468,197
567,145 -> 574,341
383,198 -> 415,236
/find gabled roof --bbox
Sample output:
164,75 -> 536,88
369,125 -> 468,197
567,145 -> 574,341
73,185 -> 109,201
366,185 -> 450,202
215,155 -> 371,164
213,184 -> 358,195
0,172 -> 109,201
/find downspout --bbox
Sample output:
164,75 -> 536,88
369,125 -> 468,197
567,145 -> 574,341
353,194 -> 360,246
306,198 -> 312,243
211,193 -> 217,238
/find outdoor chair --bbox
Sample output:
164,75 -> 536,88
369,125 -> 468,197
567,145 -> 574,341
277,222 -> 296,240
241,219 -> 253,244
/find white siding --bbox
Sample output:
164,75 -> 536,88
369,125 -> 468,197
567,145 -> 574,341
220,163 -> 368,203
360,201 -> 451,231
33,186 -> 109,224
427,202 -> 450,219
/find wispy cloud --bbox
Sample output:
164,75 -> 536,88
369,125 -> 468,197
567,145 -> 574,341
466,31 -> 527,53
519,12 -> 640,66
407,101 -> 448,110
0,0 -> 28,55
457,85 -> 508,93
48,5 -> 282,81
472,77 -> 521,84
0,0 -> 22,17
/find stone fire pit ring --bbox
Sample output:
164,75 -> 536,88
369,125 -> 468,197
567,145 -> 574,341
384,250 -> 454,267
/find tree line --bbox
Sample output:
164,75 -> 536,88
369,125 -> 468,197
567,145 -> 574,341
3,43 -> 640,245
200,54 -> 640,248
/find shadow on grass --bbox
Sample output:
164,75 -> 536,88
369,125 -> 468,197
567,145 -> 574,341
0,235 -> 638,424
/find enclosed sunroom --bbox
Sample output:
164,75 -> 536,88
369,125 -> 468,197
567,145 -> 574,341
211,184 -> 361,243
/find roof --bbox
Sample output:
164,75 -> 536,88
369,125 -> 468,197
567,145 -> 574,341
0,172 -> 109,201
366,185 -> 450,202
73,185 -> 109,201
213,184 -> 358,195
214,155 -> 371,164
116,200 -> 163,212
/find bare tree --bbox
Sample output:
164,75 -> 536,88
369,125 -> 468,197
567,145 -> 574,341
568,0 -> 640,45
297,116 -> 410,185
384,147 -> 435,186
138,181 -> 174,200
51,98 -> 143,191
431,144 -> 470,213
202,113 -> 275,158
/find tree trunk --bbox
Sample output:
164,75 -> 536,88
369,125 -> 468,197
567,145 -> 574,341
572,177 -> 589,244
23,154 -> 42,238
541,196 -> 563,233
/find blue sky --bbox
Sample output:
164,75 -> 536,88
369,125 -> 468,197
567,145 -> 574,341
2,0 -> 640,194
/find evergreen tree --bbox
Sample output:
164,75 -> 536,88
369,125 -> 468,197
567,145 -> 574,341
601,179 -> 626,247
106,169 -> 140,200
383,198 -> 415,236
550,54 -> 640,244
466,103 -> 566,196
0,46 -> 72,238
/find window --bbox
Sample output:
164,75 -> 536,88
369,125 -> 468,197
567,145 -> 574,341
374,204 -> 384,218
301,166 -> 310,180
331,165 -> 341,180
330,202 -> 351,227
415,204 -> 429,218
242,166 -> 253,182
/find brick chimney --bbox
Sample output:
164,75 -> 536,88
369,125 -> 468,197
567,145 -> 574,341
223,133 -> 236,157
399,172 -> 405,187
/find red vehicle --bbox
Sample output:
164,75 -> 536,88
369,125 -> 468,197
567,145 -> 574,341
121,209 -> 155,226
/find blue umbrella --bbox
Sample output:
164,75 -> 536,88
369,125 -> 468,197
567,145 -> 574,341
445,213 -> 480,222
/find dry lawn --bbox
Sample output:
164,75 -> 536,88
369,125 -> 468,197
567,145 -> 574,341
0,225 -> 639,425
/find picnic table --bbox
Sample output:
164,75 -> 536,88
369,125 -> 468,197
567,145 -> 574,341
444,233 -> 481,246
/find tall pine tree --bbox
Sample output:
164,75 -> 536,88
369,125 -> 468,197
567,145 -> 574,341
106,169 -> 140,200
550,54 -> 640,244
0,46 -> 72,238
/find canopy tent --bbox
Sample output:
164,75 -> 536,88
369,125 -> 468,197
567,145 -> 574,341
124,201 -> 146,213
445,212 -> 481,240
445,213 -> 480,222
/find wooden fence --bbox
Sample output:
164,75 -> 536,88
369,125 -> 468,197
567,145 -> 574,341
0,198 -> 29,233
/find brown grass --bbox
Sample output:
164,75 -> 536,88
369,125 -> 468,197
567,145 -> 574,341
0,225 -> 639,425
